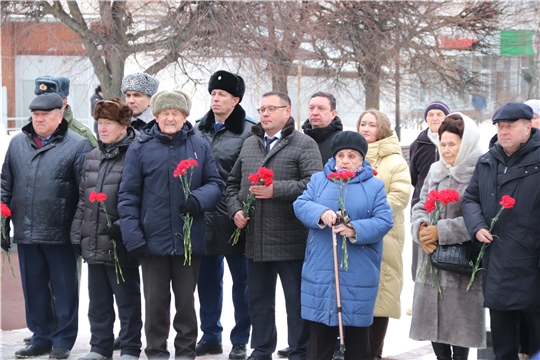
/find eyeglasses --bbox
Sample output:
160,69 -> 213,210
257,106 -> 287,114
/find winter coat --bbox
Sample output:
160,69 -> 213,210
70,127 -> 139,267
462,128 -> 540,312
410,146 -> 485,348
64,105 -> 98,148
1,119 -> 94,245
301,116 -> 343,164
409,129 -> 438,209
117,121 -> 224,257
193,105 -> 256,255
225,117 -> 323,262
366,131 -> 411,319
293,158 -> 393,327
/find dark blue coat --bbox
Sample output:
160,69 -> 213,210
118,121 -> 224,257
293,158 -> 393,327
462,128 -> 540,312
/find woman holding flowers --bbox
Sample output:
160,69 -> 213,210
357,109 -> 411,359
293,131 -> 393,360
70,99 -> 141,360
410,114 -> 485,359
118,90 -> 223,359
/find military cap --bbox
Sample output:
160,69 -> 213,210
208,70 -> 245,102
34,76 -> 70,98
121,73 -> 159,96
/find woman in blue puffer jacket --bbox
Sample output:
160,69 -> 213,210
293,131 -> 394,360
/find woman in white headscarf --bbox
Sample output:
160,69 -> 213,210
410,113 -> 485,360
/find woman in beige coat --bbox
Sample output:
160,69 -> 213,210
410,113 -> 485,360
358,110 -> 411,359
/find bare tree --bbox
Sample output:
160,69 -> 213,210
1,1 -> 219,97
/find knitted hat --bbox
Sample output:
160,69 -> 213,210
121,73 -> 159,96
151,90 -> 192,117
492,102 -> 533,123
29,93 -> 64,112
331,131 -> 368,159
524,99 -> 540,118
208,70 -> 245,102
34,76 -> 70,98
93,98 -> 133,126
423,101 -> 451,121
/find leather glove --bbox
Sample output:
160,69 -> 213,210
1,218 -> 11,252
73,244 -> 82,257
129,245 -> 150,259
108,223 -> 122,242
179,195 -> 201,216
419,224 -> 438,254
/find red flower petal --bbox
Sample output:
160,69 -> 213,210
438,189 -> 460,205
428,190 -> 440,201
425,198 -> 436,213
500,195 -> 516,209
1,202 -> 11,218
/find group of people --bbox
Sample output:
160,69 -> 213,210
0,69 -> 539,360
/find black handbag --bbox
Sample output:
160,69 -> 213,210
430,241 -> 482,275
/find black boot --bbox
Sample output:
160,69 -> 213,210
370,340 -> 383,360
452,345 -> 469,360
431,342 -> 452,360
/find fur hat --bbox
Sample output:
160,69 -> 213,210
151,90 -> 192,117
208,70 -> 245,101
423,101 -> 451,121
121,73 -> 159,96
34,76 -> 70,98
492,102 -> 533,123
331,131 -> 368,159
93,98 -> 132,126
29,93 -> 64,112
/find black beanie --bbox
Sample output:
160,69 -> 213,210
208,70 -> 245,102
331,131 -> 368,159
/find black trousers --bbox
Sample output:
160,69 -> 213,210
141,255 -> 201,359
306,320 -> 370,360
247,259 -> 308,360
87,264 -> 142,358
431,342 -> 469,360
369,317 -> 389,359
490,309 -> 540,360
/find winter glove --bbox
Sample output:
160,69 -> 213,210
1,218 -> 11,252
108,223 -> 123,242
419,224 -> 438,254
129,245 -> 150,259
73,244 -> 82,257
179,195 -> 201,216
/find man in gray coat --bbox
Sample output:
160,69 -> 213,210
1,93 -> 93,359
226,91 -> 323,360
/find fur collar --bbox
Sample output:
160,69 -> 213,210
197,104 -> 247,135
251,116 -> 296,138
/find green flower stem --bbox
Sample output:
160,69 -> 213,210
466,205 -> 505,291
99,202 -> 125,284
230,193 -> 256,246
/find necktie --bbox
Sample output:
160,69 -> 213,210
265,136 -> 277,153
214,122 -> 225,132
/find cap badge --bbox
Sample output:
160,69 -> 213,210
130,79 -> 135,84
218,76 -> 222,80
39,84 -> 48,91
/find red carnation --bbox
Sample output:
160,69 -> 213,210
89,191 -> 107,203
438,189 -> 460,205
424,198 -> 436,213
373,169 -> 378,176
1,203 -> 11,218
500,195 -> 515,209
427,190 -> 439,201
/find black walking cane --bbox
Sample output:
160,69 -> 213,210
332,230 -> 346,360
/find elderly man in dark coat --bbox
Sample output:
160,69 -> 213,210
193,70 -> 255,360
226,91 -> 323,360
1,93 -> 93,359
118,89 -> 223,359
462,102 -> 540,359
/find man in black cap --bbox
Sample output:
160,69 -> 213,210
1,93 -> 93,359
193,70 -> 255,360
462,102 -> 540,359
34,75 -> 98,147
